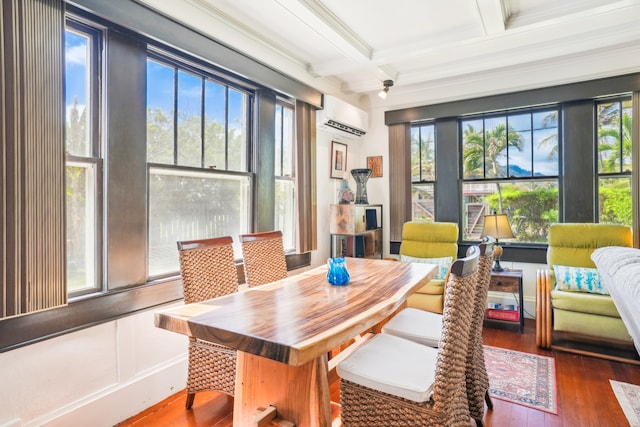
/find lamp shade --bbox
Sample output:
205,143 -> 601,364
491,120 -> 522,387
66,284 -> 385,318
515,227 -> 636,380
480,214 -> 515,239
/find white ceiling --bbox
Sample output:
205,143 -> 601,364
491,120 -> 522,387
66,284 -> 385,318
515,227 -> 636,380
137,0 -> 640,109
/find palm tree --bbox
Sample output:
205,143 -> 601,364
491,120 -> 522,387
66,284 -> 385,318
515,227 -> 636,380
597,102 -> 632,173
463,121 -> 524,212
537,111 -> 559,161
462,123 -> 484,179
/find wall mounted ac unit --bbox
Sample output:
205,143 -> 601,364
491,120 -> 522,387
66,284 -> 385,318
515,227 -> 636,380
317,95 -> 369,139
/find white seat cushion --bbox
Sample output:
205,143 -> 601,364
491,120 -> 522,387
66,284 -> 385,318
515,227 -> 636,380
381,307 -> 442,348
336,333 -> 438,403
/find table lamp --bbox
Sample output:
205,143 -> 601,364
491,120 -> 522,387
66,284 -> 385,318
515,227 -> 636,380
480,212 -> 515,271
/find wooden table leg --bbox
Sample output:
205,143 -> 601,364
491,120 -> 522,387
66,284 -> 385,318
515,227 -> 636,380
233,351 -> 332,427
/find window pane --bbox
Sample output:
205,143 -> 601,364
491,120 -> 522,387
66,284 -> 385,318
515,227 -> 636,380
65,23 -> 100,296
147,59 -> 175,164
462,180 -> 558,243
177,70 -> 202,167
275,105 -> 283,175
66,162 -> 96,292
65,29 -> 91,157
462,119 -> 484,179
596,98 -> 632,227
599,176 -> 632,227
532,111 -> 558,176
282,106 -> 294,177
507,114 -> 531,177
410,125 -> 435,182
464,110 -> 558,182
411,183 -> 434,221
204,79 -> 226,169
275,103 -> 296,251
597,100 -> 632,174
410,127 -> 421,182
484,116 -> 507,179
148,167 -> 251,276
275,179 -> 296,251
227,89 -> 248,171
622,100 -> 632,171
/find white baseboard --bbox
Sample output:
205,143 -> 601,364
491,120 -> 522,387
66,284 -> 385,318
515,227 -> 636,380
26,356 -> 187,427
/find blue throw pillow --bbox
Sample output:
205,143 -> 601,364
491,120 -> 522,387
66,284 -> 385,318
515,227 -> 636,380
553,265 -> 608,295
400,255 -> 452,280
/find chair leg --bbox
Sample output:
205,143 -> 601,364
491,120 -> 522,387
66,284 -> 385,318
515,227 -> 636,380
185,392 -> 195,409
473,391 -> 493,427
485,390 -> 493,409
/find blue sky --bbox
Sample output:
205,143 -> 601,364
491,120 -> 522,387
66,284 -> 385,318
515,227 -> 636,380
65,30 -> 88,110
65,29 -> 244,127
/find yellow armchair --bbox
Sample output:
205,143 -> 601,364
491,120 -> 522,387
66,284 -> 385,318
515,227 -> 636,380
536,223 -> 635,361
400,221 -> 459,314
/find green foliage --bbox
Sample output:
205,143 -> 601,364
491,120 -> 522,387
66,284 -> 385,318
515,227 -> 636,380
485,183 -> 558,243
599,178 -> 632,226
410,126 -> 434,182
65,98 -> 89,290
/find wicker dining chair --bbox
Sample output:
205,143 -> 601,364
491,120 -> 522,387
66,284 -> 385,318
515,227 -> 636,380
177,236 -> 239,409
465,240 -> 495,426
239,230 -> 288,287
381,239 -> 495,426
337,245 -> 481,426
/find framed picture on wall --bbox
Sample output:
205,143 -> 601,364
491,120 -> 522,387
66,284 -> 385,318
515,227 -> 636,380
367,155 -> 383,178
330,141 -> 348,179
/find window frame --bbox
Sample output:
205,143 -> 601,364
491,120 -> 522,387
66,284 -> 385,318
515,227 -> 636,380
145,50 -> 255,277
274,98 -> 297,252
410,122 -> 436,222
459,107 -> 561,244
64,17 -> 105,298
595,96 -> 633,226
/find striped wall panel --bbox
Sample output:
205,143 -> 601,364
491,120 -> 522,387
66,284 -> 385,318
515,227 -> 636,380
388,123 -> 411,243
1,0 -> 66,318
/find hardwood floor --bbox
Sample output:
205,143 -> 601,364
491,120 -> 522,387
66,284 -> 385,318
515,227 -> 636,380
118,319 -> 640,426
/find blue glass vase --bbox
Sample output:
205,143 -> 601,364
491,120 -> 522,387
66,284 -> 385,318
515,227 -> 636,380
327,257 -> 350,286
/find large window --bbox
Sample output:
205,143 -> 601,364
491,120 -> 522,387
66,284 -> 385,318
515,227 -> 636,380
461,109 -> 559,243
275,101 -> 296,251
596,98 -> 632,226
146,55 -> 253,277
410,123 -> 435,221
64,20 -> 102,296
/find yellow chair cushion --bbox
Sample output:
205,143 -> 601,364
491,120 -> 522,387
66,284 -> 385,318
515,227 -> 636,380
400,222 -> 458,260
546,223 -> 633,342
547,223 -> 632,269
400,221 -> 458,314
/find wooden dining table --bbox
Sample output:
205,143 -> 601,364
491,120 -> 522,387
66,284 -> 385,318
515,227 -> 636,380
154,257 -> 436,427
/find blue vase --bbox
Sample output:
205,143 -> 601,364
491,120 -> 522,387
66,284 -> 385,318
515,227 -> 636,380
327,257 -> 350,286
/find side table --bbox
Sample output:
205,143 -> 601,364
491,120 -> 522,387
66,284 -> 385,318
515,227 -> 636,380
484,269 -> 524,333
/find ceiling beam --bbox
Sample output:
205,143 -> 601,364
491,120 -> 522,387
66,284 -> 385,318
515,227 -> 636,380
475,0 -> 508,35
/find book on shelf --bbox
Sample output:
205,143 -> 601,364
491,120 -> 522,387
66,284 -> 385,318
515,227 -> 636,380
485,308 -> 519,322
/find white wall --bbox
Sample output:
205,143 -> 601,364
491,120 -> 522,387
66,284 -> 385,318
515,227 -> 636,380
0,303 -> 187,427
312,129 -> 368,266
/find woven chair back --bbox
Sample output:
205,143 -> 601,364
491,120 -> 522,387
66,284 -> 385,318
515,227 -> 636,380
177,236 -> 239,304
432,245 -> 480,423
466,238 -> 495,421
176,236 -> 239,399
240,231 -> 288,287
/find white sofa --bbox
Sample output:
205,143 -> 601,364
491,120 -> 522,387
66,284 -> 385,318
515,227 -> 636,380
591,246 -> 640,356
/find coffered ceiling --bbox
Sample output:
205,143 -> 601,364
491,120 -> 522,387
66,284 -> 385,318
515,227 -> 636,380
135,0 -> 640,107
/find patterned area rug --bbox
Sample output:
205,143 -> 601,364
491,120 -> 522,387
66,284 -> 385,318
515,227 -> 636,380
610,380 -> 640,426
484,345 -> 557,414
